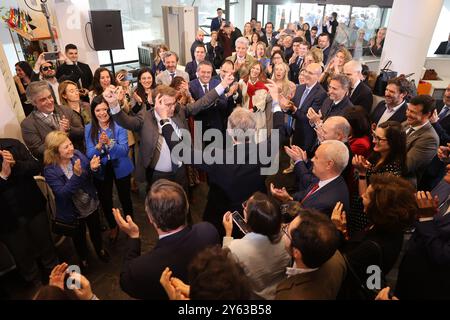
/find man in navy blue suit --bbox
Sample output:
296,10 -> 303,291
189,61 -> 231,135
271,139 -> 350,217
185,45 -> 214,82
210,8 -> 224,32
114,179 -> 220,300
288,63 -> 327,156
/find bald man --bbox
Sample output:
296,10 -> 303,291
289,63 -> 328,156
190,30 -> 205,61
343,60 -> 373,114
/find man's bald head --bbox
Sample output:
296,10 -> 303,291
304,63 -> 322,87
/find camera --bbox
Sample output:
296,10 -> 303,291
44,52 -> 59,61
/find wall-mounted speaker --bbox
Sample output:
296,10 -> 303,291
89,10 -> 124,51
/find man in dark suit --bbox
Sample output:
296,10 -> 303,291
114,179 -> 220,300
323,12 -> 339,42
275,210 -> 346,300
108,75 -> 234,189
288,37 -> 309,84
210,8 -> 224,32
254,21 -> 268,45
264,22 -> 278,47
370,77 -> 409,126
307,74 -> 354,127
395,164 -> 450,299
404,95 -> 439,187
185,45 -> 216,81
190,30 -> 205,62
317,33 -> 332,65
271,139 -> 350,216
344,60 -> 373,114
0,139 -> 58,287
189,61 -> 230,134
289,63 -> 327,155
434,33 -> 450,55
431,84 -> 450,144
160,83 -> 287,235
56,44 -> 93,92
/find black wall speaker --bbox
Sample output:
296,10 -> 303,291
89,10 -> 124,51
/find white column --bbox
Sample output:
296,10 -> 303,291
50,0 -> 100,71
380,0 -> 443,84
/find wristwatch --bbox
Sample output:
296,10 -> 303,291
160,119 -> 170,126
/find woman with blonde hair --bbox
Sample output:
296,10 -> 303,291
271,62 -> 296,100
320,47 -> 352,90
43,131 -> 109,269
303,48 -> 324,69
243,22 -> 253,42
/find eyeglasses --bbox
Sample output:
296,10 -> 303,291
41,65 -> 55,72
281,224 -> 291,239
372,130 -> 388,143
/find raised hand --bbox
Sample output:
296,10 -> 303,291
307,108 -> 322,125
90,155 -> 101,171
73,159 -> 82,176
154,94 -> 169,119
220,73 -> 235,88
1,150 -> 16,167
67,272 -> 95,300
133,91 -> 143,105
430,109 -> 439,124
113,208 -> 139,238
416,191 -> 439,218
375,287 -> 399,301
352,155 -> 371,173
49,262 -> 69,290
102,85 -> 120,107
222,211 -> 233,237
59,115 -> 70,132
99,131 -> 110,145
265,79 -> 279,102
160,267 -> 178,300
331,201 -> 347,235
270,183 -> 293,202
284,145 -> 307,162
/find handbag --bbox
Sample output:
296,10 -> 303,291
373,61 -> 397,96
422,69 -> 438,81
52,218 -> 80,237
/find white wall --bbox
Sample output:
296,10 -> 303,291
428,0 -> 450,56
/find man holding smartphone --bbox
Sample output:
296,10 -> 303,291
31,53 -> 61,105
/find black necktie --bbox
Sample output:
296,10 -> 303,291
203,84 -> 209,94
170,72 -> 175,80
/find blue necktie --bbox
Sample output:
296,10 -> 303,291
299,87 -> 311,109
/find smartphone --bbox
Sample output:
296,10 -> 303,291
124,73 -> 133,81
44,52 -> 59,61
232,211 -> 250,235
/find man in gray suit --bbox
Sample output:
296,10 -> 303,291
404,95 -> 439,187
20,81 -> 84,162
155,51 -> 189,85
105,75 -> 234,189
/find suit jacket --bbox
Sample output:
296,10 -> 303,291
161,108 -> 287,235
322,46 -> 331,65
20,105 -> 84,162
395,211 -> 450,299
291,83 -> 328,154
56,61 -> 93,89
264,32 -> 278,47
275,251 -> 347,300
210,17 -> 222,32
112,87 -> 221,182
370,100 -> 407,125
288,56 -> 304,84
350,81 -> 373,114
293,173 -> 350,217
405,122 -> 439,186
226,53 -> 256,79
434,41 -> 450,55
432,103 -> 450,145
0,138 -> 46,233
185,60 -> 217,81
190,40 -> 204,61
120,222 -> 220,300
189,77 -> 231,133
155,69 -> 189,86
320,96 -> 354,120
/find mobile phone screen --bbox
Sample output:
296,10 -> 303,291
232,211 -> 249,234
44,52 -> 58,61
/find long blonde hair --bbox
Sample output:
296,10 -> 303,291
271,62 -> 292,97
43,131 -> 69,165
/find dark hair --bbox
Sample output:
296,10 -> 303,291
188,246 -> 252,300
92,67 -> 116,95
290,209 -> 340,268
365,174 -> 416,232
370,120 -> 407,175
330,74 -> 352,91
265,22 -> 273,29
135,67 -> 155,103
292,36 -> 305,45
89,95 -> 115,145
409,94 -> 435,115
270,50 -> 286,65
246,192 -> 282,243
250,17 -> 256,22
193,44 -> 206,54
145,179 -> 188,231
220,59 -> 235,69
318,32 -> 331,42
251,32 -> 261,44
39,60 -> 54,72
343,106 -> 371,138
217,7 -> 223,11
15,61 -> 33,79
65,43 -> 77,52
387,77 -> 410,95
170,76 -> 187,90
311,26 -> 318,31
332,12 -> 338,19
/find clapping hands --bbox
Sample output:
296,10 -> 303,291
270,183 -> 293,202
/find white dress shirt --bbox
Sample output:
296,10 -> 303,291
378,100 -> 405,125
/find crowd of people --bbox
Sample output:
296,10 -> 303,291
2,8 -> 450,300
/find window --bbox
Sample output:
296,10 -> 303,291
299,3 -> 324,29
324,4 -> 351,25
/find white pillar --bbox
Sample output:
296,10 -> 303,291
50,0 -> 100,71
380,0 -> 443,85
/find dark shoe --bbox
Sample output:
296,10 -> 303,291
97,249 -> 110,263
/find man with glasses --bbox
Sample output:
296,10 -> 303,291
275,209 -> 346,300
31,53 -> 61,105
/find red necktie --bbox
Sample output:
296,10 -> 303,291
301,183 -> 319,204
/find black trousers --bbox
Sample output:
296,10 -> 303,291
0,211 -> 58,283
94,162 -> 133,229
71,209 -> 103,261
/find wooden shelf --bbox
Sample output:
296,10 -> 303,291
9,26 -> 51,41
